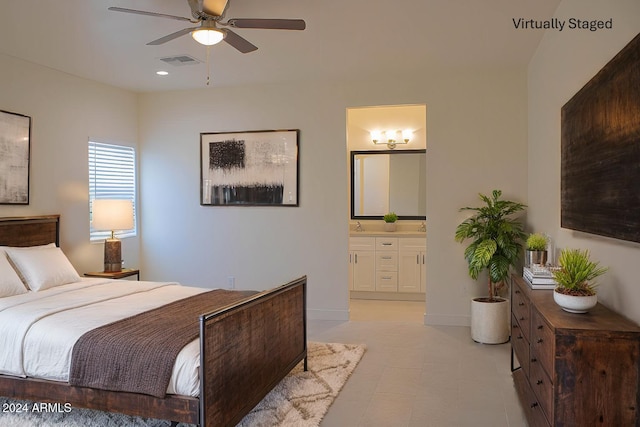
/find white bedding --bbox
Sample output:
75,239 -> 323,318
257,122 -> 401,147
0,278 -> 209,397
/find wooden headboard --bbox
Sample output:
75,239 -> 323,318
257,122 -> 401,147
0,215 -> 60,247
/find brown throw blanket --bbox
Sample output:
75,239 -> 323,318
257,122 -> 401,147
69,288 -> 257,398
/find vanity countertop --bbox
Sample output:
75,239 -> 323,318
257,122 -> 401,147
349,231 -> 426,238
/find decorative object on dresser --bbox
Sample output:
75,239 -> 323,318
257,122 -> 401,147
383,212 -> 398,232
0,109 -> 31,205
551,248 -> 608,313
525,232 -> 549,267
510,274 -> 640,426
455,190 -> 526,344
200,129 -> 299,206
91,199 -> 135,272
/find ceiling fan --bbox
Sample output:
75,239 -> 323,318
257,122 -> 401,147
108,0 -> 306,53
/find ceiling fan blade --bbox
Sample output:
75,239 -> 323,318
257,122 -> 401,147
108,7 -> 195,23
147,27 -> 198,45
223,29 -> 258,53
202,0 -> 229,17
225,18 -> 306,30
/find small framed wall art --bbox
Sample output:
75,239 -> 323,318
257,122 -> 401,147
0,110 -> 31,205
200,129 -> 299,206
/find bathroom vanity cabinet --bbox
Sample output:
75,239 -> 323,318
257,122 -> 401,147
349,234 -> 425,299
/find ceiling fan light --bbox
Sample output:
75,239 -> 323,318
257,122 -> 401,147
191,28 -> 225,46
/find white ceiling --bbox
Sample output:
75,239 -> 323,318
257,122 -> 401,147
0,0 -> 561,93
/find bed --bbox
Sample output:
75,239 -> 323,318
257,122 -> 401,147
0,214 -> 307,426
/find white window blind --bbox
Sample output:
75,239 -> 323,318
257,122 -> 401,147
88,141 -> 137,241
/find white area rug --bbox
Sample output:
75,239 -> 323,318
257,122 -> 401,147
0,342 -> 365,427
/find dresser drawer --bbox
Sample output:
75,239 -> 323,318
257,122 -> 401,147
511,314 -> 530,378
531,308 -> 554,377
375,252 -> 398,271
375,271 -> 398,292
513,369 -> 551,427
530,353 -> 554,423
375,237 -> 398,251
512,286 -> 531,341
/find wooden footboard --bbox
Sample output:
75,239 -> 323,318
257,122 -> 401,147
200,276 -> 307,427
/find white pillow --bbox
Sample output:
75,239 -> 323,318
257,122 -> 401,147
0,251 -> 28,297
5,246 -> 81,292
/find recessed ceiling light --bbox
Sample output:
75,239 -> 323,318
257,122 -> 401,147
156,71 -> 169,76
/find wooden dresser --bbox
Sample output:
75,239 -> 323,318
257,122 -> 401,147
510,274 -> 640,426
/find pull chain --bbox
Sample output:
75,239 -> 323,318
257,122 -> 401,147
206,46 -> 211,86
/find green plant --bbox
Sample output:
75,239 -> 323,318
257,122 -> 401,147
552,248 -> 608,296
526,233 -> 548,251
383,212 -> 398,223
454,190 -> 526,300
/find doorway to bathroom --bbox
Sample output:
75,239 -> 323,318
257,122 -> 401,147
346,104 -> 427,323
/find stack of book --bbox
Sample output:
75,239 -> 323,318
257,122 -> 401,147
522,265 -> 558,289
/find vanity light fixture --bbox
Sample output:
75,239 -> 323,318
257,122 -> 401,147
371,129 -> 412,149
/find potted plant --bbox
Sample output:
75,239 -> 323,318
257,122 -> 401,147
455,190 -> 526,344
552,248 -> 608,313
525,232 -> 549,266
383,212 -> 398,232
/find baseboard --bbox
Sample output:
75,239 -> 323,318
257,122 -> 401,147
307,308 -> 350,321
424,313 -> 470,327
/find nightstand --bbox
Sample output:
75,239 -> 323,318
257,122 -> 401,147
84,268 -> 140,280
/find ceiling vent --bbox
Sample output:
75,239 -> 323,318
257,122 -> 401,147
159,55 -> 202,67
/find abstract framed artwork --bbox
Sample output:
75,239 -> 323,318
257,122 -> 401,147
561,32 -> 640,244
0,110 -> 31,205
200,129 -> 299,206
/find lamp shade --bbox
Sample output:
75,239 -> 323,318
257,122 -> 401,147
92,199 -> 134,232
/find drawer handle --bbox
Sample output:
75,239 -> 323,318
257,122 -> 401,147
512,324 -> 519,329
519,316 -> 525,321
518,302 -> 525,306
537,325 -> 544,330
382,276 -> 392,280
536,339 -> 544,344
515,290 -> 521,294
531,358 -> 537,363
381,256 -> 392,260
516,335 -> 523,340
530,402 -> 538,408
382,242 -> 393,246
536,380 -> 543,385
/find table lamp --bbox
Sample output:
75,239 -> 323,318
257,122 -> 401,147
91,199 -> 134,272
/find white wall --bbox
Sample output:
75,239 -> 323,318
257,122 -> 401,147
139,69 -> 528,323
528,0 -> 640,324
0,54 -> 140,273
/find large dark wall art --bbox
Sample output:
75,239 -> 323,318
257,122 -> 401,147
200,129 -> 299,206
0,110 -> 31,205
561,32 -> 640,244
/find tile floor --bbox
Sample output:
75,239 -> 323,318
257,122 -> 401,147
307,299 -> 527,427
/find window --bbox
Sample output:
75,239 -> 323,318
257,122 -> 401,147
88,141 -> 137,241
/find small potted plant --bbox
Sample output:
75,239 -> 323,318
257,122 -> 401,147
525,232 -> 549,266
552,248 -> 608,313
383,212 -> 398,232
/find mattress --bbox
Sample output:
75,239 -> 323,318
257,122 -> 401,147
0,278 -> 208,397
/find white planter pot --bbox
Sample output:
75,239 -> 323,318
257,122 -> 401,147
470,297 -> 510,344
384,223 -> 397,232
553,291 -> 597,313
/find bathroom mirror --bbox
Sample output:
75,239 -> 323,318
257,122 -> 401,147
351,149 -> 426,220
